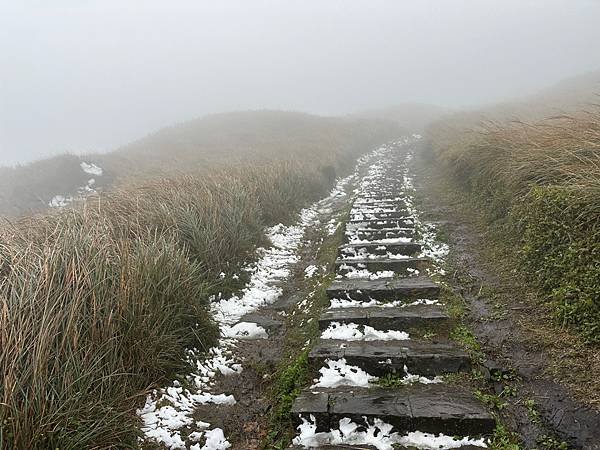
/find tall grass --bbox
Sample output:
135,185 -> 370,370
426,106 -> 600,343
0,151 -> 382,448
0,111 -> 400,218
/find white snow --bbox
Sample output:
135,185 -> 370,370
200,428 -> 231,450
221,322 -> 268,340
311,358 -> 376,388
304,264 -> 319,278
328,298 -> 439,309
80,161 -> 103,176
338,267 -> 396,280
49,195 -> 73,208
293,416 -> 487,450
321,322 -> 410,341
49,163 -> 104,208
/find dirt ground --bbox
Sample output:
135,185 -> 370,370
411,148 -> 600,449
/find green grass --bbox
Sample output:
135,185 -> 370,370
489,423 -> 523,450
426,106 -> 600,343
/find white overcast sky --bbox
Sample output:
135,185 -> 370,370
1,0 -> 600,165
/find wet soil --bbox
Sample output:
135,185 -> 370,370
411,149 -> 600,449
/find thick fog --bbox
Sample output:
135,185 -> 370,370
2,0 -> 600,166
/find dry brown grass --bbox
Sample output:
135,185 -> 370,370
427,103 -> 600,343
0,114 -> 399,448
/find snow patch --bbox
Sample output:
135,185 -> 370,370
221,322 -> 268,340
293,416 -> 487,450
304,264 -> 318,278
311,358 -> 376,388
80,161 -> 103,176
321,322 -> 410,341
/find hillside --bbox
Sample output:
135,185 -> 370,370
0,109 -> 402,448
355,103 -> 449,132
0,110 -> 401,218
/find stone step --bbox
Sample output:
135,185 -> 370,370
353,200 -> 406,209
319,305 -> 452,333
344,229 -> 416,243
349,212 -> 412,221
335,258 -> 430,275
338,242 -> 422,258
359,183 -> 405,189
290,443 -> 486,450
347,219 -> 415,230
310,340 -> 470,377
327,277 -> 440,302
289,446 -> 378,450
357,193 -> 406,199
291,385 -> 495,436
350,208 -> 404,215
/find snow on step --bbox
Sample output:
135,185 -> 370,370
290,420 -> 488,450
310,340 -> 470,377
353,199 -> 407,207
290,444 -> 485,450
350,204 -> 404,212
292,385 -> 495,437
338,242 -> 422,258
350,212 -> 414,221
320,322 -> 410,341
310,358 -> 376,389
335,257 -> 430,275
345,228 -> 416,244
319,305 -> 452,333
336,268 -> 398,281
347,219 -> 415,230
328,298 -> 440,310
326,277 -> 440,302
310,359 -> 442,390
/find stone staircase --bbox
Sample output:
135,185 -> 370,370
289,142 -> 495,449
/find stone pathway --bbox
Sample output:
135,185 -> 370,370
290,139 -> 495,449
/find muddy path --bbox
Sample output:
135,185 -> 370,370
410,145 -> 600,449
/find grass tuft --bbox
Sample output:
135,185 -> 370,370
426,105 -> 600,343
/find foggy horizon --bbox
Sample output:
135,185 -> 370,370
2,0 -> 600,166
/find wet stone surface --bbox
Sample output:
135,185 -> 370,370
292,385 -> 495,436
335,257 -> 430,274
338,242 -> 422,258
310,340 -> 471,377
326,277 -> 440,302
319,305 -> 452,332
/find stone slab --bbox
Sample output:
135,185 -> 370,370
344,229 -> 416,243
310,340 -> 470,377
319,305 -> 452,332
338,242 -> 422,258
347,219 -> 416,230
335,257 -> 430,274
292,385 -> 495,436
326,277 -> 440,302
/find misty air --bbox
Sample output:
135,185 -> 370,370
1,1 -> 599,449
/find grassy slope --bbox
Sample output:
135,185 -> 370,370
425,71 -> 600,343
0,111 -> 401,449
355,103 -> 448,133
0,110 -> 400,217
